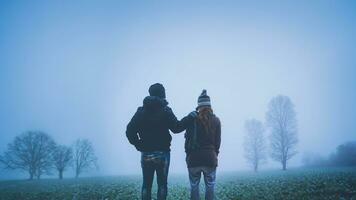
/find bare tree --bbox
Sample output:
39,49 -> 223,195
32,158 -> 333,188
34,133 -> 56,179
52,145 -> 72,179
243,119 -> 266,172
266,95 -> 298,170
73,139 -> 97,178
0,131 -> 55,180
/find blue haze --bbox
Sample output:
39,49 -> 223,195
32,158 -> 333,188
0,0 -> 356,178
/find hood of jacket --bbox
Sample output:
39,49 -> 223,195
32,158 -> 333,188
143,96 -> 168,111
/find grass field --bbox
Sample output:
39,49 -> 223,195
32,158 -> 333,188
0,167 -> 355,200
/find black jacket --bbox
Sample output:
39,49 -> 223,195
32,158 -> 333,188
126,96 -> 191,152
184,114 -> 221,167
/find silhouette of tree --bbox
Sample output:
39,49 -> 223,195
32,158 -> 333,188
52,145 -> 72,179
330,141 -> 356,166
0,131 -> 55,180
244,119 -> 266,172
266,95 -> 298,170
73,139 -> 97,178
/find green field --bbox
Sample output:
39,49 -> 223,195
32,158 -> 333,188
0,167 -> 355,200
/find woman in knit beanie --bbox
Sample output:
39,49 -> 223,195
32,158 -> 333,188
184,90 -> 221,200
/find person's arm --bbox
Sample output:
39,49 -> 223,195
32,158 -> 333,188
126,108 -> 142,150
166,107 -> 195,133
215,118 -> 221,155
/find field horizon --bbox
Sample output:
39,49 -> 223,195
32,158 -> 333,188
1,167 -> 355,200
0,166 -> 311,181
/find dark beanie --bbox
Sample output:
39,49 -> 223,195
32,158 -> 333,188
149,83 -> 166,98
197,89 -> 211,109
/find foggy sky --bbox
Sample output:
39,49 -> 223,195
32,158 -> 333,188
1,0 -> 356,179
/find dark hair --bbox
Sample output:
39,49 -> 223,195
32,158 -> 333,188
197,106 -> 217,135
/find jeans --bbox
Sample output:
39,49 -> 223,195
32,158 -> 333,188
141,151 -> 170,200
188,166 -> 216,200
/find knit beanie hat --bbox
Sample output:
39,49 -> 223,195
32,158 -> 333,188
149,83 -> 166,99
197,89 -> 211,109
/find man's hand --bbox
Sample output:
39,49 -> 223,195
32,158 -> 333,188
189,111 -> 198,118
135,140 -> 143,151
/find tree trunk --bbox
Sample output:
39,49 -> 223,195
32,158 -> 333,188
29,172 -> 34,180
282,159 -> 287,170
59,170 -> 63,179
75,169 -> 79,178
254,163 -> 258,172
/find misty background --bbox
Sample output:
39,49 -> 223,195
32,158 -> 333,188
1,0 -> 355,179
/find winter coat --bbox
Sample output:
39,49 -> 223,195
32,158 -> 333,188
126,96 -> 192,152
184,114 -> 221,168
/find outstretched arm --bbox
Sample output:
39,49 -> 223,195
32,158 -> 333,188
166,108 -> 196,133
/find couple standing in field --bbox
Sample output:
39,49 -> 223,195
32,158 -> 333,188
126,83 -> 221,200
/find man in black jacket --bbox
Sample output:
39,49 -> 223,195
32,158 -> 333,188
126,83 -> 194,200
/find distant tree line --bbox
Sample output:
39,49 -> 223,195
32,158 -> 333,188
0,131 -> 97,180
302,141 -> 356,167
244,95 -> 298,172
